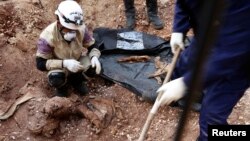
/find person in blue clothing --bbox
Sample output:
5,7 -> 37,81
157,0 -> 250,140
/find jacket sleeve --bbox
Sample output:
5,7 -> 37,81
36,57 -> 47,71
173,0 -> 191,34
36,38 -> 63,71
82,27 -> 101,58
82,27 -> 95,48
36,38 -> 53,59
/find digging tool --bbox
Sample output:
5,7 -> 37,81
138,47 -> 181,141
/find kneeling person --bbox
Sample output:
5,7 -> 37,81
36,1 -> 101,97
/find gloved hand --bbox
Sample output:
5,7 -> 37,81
170,32 -> 184,54
91,56 -> 101,74
157,77 -> 187,106
63,59 -> 84,73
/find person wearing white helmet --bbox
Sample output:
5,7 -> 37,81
35,0 -> 101,97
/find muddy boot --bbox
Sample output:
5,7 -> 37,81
146,0 -> 164,30
72,82 -> 88,96
177,91 -> 203,112
123,0 -> 136,30
55,85 -> 68,97
177,99 -> 202,112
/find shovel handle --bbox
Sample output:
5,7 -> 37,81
162,48 -> 181,84
138,48 -> 181,141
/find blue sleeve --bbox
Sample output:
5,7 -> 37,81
173,0 -> 191,34
183,47 -> 250,89
181,0 -> 250,88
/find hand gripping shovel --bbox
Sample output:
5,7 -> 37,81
138,48 -> 181,141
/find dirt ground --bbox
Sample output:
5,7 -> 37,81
0,0 -> 249,141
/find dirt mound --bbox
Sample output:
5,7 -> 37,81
0,0 -> 249,141
0,3 -> 22,37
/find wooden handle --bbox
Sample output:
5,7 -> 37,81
138,48 -> 181,141
163,48 -> 181,84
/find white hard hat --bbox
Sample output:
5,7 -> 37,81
55,0 -> 84,30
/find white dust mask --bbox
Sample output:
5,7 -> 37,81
63,31 -> 76,42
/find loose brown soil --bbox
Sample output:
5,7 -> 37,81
0,0 -> 249,141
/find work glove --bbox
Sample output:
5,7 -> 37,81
170,32 -> 184,54
157,77 -> 187,106
63,59 -> 84,73
91,56 -> 101,74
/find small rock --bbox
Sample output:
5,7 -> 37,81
10,136 -> 16,140
8,37 -> 17,45
32,0 -> 40,5
159,0 -> 169,5
141,20 -> 149,26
